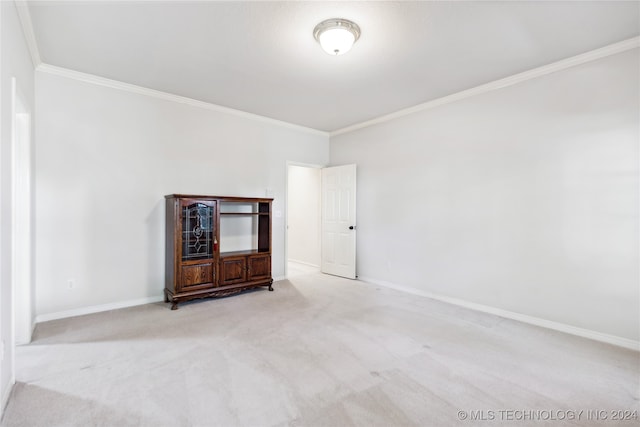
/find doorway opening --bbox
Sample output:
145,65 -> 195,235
286,163 -> 322,278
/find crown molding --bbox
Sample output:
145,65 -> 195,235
331,36 -> 640,137
14,0 -> 42,67
36,63 -> 330,137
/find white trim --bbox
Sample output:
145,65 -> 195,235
11,78 -> 33,346
331,37 -> 640,136
273,276 -> 287,282
359,276 -> 640,352
35,295 -> 164,323
0,1 -> 4,421
35,63 -> 329,137
286,160 -> 326,169
0,377 -> 13,421
14,1 -> 42,67
287,259 -> 320,268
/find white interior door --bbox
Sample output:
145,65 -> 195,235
321,164 -> 356,279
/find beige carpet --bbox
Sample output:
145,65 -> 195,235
1,271 -> 638,426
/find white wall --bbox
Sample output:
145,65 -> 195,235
0,0 -> 36,416
35,70 -> 329,317
330,49 -> 639,343
287,165 -> 321,266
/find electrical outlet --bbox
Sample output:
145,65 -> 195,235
67,279 -> 76,290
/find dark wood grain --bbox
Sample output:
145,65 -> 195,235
248,254 -> 271,281
219,256 -> 247,286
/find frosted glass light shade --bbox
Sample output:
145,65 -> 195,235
319,27 -> 355,55
314,19 -> 361,56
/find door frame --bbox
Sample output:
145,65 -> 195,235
11,77 -> 34,347
284,161 -> 324,279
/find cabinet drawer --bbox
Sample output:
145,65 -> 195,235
248,254 -> 271,281
220,257 -> 247,286
180,263 -> 214,290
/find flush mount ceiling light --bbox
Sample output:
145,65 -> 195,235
313,18 -> 361,56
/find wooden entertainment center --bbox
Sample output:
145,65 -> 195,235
164,194 -> 273,309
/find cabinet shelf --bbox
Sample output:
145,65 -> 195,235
221,249 -> 270,258
219,212 -> 269,216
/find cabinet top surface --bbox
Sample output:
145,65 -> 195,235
165,194 -> 273,202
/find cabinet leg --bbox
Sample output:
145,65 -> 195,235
171,301 -> 179,310
164,291 -> 169,303
268,279 -> 274,292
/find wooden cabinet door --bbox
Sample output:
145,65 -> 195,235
219,256 -> 247,286
178,262 -> 214,292
248,254 -> 271,281
176,199 -> 216,292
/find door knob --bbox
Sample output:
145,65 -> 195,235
349,226 -> 355,230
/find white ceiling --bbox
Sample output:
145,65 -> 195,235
27,1 -> 639,132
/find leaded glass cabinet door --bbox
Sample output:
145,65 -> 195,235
178,199 -> 216,291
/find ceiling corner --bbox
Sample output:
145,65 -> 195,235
14,0 -> 42,68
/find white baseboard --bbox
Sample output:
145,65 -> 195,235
288,259 -> 320,268
35,281 -> 288,323
35,295 -> 165,324
1,376 -> 14,422
359,276 -> 639,352
15,319 -> 37,346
